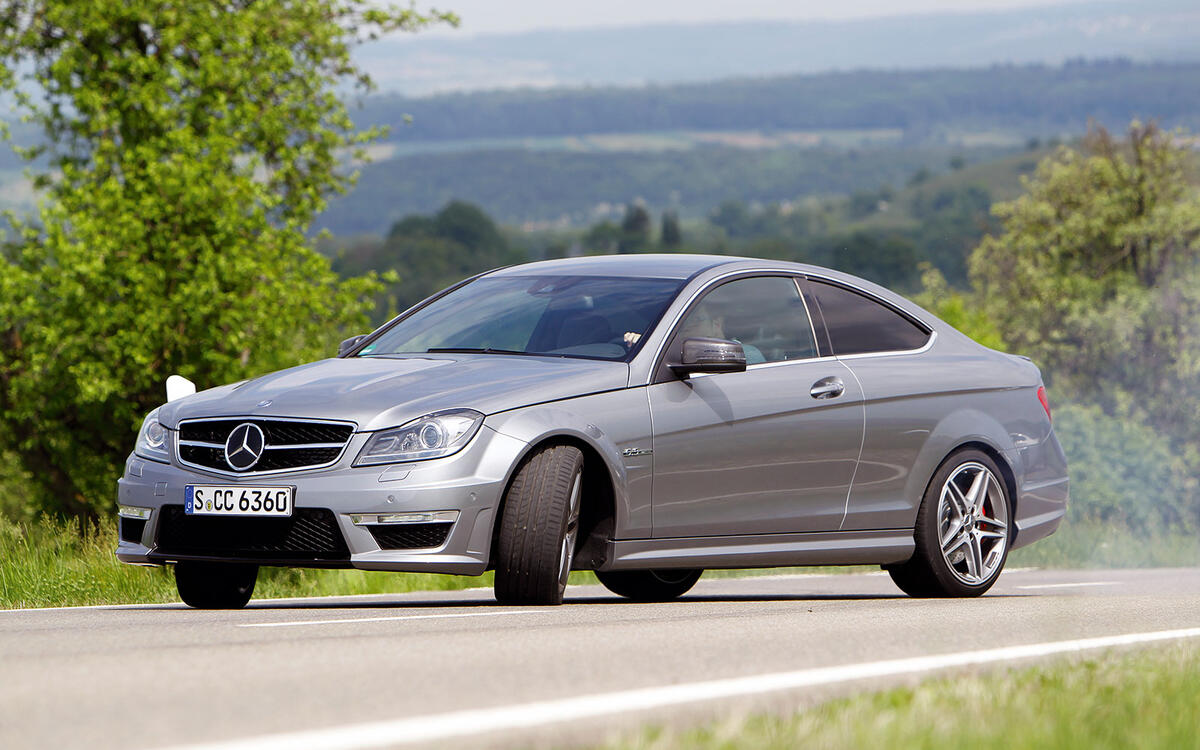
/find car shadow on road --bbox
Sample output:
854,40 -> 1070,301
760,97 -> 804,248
111,591 -> 1025,611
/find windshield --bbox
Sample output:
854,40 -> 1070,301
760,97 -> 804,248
358,275 -> 685,361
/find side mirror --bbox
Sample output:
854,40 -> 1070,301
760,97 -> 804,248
338,334 -> 369,357
165,374 -> 196,402
669,337 -> 747,377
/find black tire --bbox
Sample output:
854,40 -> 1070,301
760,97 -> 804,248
175,561 -> 258,609
888,449 -> 1012,598
494,444 -> 585,606
595,569 -> 703,602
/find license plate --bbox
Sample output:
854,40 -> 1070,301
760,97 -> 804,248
185,485 -> 294,517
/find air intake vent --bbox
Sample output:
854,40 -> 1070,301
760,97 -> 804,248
367,522 -> 453,550
154,505 -> 349,562
119,517 -> 147,544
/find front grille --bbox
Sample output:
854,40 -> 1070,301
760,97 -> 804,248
154,505 -> 349,561
177,418 -> 354,474
367,522 -> 453,550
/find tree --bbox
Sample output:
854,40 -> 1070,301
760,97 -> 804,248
339,201 -> 523,314
709,200 -> 753,238
827,232 -> 922,290
618,202 -> 652,254
0,2 -> 454,520
660,210 -> 683,248
970,122 -> 1200,457
911,266 -> 1005,351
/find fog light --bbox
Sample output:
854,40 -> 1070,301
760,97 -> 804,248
350,510 -> 459,525
118,505 -> 152,520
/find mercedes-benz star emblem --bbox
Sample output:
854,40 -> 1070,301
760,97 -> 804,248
224,423 -> 266,471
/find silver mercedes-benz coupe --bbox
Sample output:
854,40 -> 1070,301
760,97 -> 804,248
116,254 -> 1068,607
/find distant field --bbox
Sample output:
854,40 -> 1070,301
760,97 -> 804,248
362,59 -> 1200,143
380,128 -> 910,157
317,141 -> 1016,234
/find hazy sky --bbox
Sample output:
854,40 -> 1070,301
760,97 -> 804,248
428,0 -> 1098,35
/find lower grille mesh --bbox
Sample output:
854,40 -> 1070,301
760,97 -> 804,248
155,505 -> 349,561
367,522 -> 453,550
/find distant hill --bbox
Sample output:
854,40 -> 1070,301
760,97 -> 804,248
358,59 -> 1200,145
317,142 -> 1015,236
320,57 -> 1200,236
357,0 -> 1200,94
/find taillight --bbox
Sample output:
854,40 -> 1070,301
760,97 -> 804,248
1037,385 -> 1052,423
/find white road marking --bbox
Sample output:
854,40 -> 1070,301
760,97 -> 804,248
1016,581 -> 1119,590
237,610 -> 540,628
157,627 -> 1200,750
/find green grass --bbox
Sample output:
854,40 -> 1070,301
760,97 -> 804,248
0,512 -> 877,609
2,510 -> 1195,609
1009,519 -> 1200,569
594,643 -> 1200,750
0,515 -> 602,609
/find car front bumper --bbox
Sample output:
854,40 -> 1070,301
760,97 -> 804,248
115,425 -> 528,575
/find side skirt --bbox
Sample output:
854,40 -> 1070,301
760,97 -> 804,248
600,529 -> 914,571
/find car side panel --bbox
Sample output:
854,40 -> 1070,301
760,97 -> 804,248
647,360 -> 864,537
839,346 -> 1068,542
1006,414 -> 1070,549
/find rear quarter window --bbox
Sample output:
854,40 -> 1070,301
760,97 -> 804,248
808,280 -> 930,356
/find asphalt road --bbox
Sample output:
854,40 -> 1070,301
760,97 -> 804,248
3,567 -> 1199,750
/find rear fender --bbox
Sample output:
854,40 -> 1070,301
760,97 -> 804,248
904,407 -> 1021,526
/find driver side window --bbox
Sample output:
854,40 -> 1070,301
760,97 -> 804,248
678,276 -> 818,364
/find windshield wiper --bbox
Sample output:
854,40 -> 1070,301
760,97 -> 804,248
424,347 -> 540,356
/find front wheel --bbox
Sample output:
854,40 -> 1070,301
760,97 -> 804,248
493,444 -> 585,606
596,569 -> 703,602
888,449 -> 1012,598
175,561 -> 258,609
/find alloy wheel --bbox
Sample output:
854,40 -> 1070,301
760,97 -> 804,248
558,471 -> 583,590
937,461 -> 1009,585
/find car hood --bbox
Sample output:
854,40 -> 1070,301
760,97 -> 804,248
158,355 -> 630,432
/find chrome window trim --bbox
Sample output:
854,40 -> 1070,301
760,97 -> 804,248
801,272 -> 936,359
676,333 -> 936,380
802,272 -> 934,332
834,330 -> 938,361
174,416 -> 359,479
646,267 -> 825,383
793,276 -> 824,357
685,354 -> 842,379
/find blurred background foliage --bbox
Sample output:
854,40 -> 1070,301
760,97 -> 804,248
0,1 -> 1196,571
0,0 -> 454,520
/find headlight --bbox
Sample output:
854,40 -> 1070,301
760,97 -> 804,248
134,407 -> 170,463
355,409 -> 484,466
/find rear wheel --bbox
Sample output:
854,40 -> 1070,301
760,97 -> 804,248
494,444 -> 585,606
175,561 -> 258,609
888,449 -> 1012,598
596,569 -> 703,602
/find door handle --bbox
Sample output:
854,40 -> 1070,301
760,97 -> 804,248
810,376 -> 845,400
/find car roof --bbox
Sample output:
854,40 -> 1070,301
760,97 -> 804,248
483,254 -> 956,342
486,253 -> 750,280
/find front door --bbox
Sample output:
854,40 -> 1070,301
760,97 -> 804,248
648,275 -> 864,537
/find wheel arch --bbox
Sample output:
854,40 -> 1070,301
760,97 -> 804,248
902,407 -> 1021,529
484,424 -> 625,571
931,440 -> 1020,523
